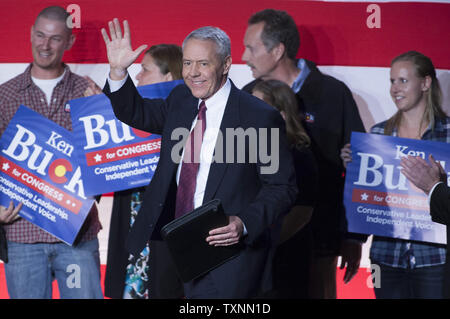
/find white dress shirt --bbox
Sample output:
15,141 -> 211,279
176,79 -> 230,209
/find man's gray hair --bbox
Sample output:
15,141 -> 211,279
182,26 -> 231,62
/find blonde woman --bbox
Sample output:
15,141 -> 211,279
341,51 -> 449,299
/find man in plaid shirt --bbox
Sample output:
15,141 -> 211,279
0,6 -> 102,298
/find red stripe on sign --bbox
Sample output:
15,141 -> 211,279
352,188 -> 429,211
0,1 -> 448,68
85,138 -> 161,166
0,156 -> 82,214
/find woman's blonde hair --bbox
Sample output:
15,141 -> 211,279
384,51 -> 446,136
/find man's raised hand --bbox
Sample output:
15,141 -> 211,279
101,18 -> 148,80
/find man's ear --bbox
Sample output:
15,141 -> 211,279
164,72 -> 174,82
66,33 -> 76,51
271,42 -> 285,62
223,55 -> 232,75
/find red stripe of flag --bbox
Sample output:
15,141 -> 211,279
0,1 -> 448,68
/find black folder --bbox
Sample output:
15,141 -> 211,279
160,199 -> 242,283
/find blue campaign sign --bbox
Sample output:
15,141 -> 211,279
344,132 -> 449,244
69,80 -> 183,196
0,105 -> 95,245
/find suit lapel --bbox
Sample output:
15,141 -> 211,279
202,82 -> 241,203
164,94 -> 199,175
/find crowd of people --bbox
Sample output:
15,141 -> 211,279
0,5 -> 448,299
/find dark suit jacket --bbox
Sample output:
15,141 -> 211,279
430,182 -> 450,298
430,183 -> 450,226
243,59 -> 367,256
104,76 -> 297,298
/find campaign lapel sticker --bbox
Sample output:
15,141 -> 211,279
0,105 -> 95,245
343,132 -> 449,245
69,80 -> 183,196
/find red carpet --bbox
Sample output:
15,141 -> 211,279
0,264 -> 374,299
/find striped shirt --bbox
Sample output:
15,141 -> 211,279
0,64 -> 101,243
369,116 -> 450,268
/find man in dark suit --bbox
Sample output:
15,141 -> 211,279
241,9 -> 366,298
100,19 -> 297,298
401,154 -> 450,298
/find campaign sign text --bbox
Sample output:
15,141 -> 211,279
0,106 -> 94,245
344,132 -> 449,244
70,80 -> 183,195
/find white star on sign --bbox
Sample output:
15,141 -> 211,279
94,153 -> 102,162
361,193 -> 369,201
2,162 -> 10,171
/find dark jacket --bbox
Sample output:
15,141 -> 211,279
243,59 -> 367,255
430,182 -> 450,298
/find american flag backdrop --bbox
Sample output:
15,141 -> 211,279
0,0 -> 449,299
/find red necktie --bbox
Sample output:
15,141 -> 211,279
174,101 -> 207,219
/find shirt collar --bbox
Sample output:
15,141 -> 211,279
19,63 -> 71,91
291,59 -> 311,94
392,117 -> 445,138
432,117 -> 446,132
424,116 -> 446,137
199,78 -> 231,111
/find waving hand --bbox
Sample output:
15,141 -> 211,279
101,18 -> 148,80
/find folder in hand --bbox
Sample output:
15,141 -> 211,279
160,199 -> 242,283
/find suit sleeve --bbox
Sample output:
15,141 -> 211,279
238,110 -> 298,245
430,183 -> 450,226
103,75 -> 169,135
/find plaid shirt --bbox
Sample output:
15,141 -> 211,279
369,116 -> 450,268
0,64 -> 101,243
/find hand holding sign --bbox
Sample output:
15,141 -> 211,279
83,76 -> 102,97
0,201 -> 22,224
101,19 -> 148,81
340,143 -> 352,169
